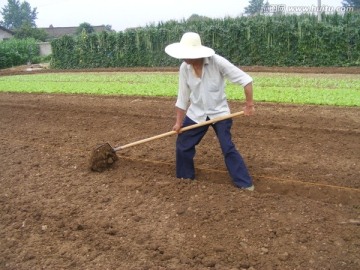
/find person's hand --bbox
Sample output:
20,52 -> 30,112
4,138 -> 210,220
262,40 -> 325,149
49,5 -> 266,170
243,103 -> 255,116
173,122 -> 182,133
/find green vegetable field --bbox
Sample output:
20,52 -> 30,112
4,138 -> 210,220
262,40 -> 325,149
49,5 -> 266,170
0,72 -> 359,106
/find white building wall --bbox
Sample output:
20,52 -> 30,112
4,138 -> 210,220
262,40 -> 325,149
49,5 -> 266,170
0,29 -> 13,40
38,42 -> 52,56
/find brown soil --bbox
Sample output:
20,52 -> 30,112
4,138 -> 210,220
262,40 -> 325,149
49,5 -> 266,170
0,71 -> 359,269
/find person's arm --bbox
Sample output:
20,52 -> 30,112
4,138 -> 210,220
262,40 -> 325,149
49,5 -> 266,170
173,63 -> 189,133
173,107 -> 186,133
243,82 -> 255,116
214,55 -> 255,116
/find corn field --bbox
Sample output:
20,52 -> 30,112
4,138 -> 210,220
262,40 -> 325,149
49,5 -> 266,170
50,13 -> 360,68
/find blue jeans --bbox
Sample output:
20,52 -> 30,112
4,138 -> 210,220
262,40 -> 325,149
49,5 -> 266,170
176,116 -> 253,188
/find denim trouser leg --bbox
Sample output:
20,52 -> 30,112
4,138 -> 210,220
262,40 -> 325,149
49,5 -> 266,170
176,116 -> 253,188
176,117 -> 209,179
212,119 -> 253,188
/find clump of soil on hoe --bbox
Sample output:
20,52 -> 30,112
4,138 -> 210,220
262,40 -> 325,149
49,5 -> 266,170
89,143 -> 118,172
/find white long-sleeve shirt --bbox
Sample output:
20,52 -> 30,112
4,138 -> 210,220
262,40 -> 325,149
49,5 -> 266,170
175,54 -> 253,123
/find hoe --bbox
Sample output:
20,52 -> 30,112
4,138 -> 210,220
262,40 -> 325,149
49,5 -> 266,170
89,111 -> 244,172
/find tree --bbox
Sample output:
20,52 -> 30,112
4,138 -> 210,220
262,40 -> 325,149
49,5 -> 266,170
0,0 -> 37,30
245,0 -> 265,15
14,22 -> 48,41
187,14 -> 211,22
342,0 -> 360,9
104,25 -> 115,32
76,22 -> 94,35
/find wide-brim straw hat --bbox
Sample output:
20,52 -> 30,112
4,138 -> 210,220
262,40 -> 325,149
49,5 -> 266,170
165,32 -> 215,59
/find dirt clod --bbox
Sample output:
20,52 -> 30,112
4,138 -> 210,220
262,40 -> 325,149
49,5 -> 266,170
89,143 -> 118,172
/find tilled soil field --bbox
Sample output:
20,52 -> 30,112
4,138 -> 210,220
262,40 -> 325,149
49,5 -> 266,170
0,90 -> 359,269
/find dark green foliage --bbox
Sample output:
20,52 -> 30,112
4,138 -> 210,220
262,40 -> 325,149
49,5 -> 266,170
13,22 -> 48,41
245,0 -> 265,15
50,13 -> 360,69
0,0 -> 37,29
0,38 -> 39,68
50,35 -> 78,69
76,22 -> 95,36
342,0 -> 360,9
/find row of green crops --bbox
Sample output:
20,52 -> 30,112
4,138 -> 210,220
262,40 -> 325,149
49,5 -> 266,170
51,13 -> 360,69
0,72 -> 359,106
0,38 -> 40,69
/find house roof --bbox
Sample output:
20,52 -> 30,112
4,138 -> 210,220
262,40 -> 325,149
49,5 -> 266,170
39,25 -> 108,39
0,26 -> 15,35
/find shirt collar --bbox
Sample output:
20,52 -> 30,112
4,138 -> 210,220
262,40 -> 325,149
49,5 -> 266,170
185,57 -> 210,70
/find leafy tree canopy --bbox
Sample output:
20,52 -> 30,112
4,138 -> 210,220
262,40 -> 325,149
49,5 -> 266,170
0,0 -> 37,30
245,0 -> 265,15
104,25 -> 114,32
187,14 -> 212,22
76,22 -> 95,35
14,22 -> 48,41
342,0 -> 360,8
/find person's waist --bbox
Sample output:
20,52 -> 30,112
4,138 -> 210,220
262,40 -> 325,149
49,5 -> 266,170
186,109 -> 231,123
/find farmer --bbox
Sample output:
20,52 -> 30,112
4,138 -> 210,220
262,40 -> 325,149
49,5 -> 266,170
165,32 -> 255,191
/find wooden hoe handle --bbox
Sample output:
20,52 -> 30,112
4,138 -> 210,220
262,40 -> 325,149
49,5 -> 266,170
114,111 -> 244,151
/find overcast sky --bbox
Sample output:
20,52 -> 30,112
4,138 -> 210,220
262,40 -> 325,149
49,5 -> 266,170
0,0 -> 344,31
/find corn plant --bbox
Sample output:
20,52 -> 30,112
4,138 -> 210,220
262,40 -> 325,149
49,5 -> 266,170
50,12 -> 360,69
